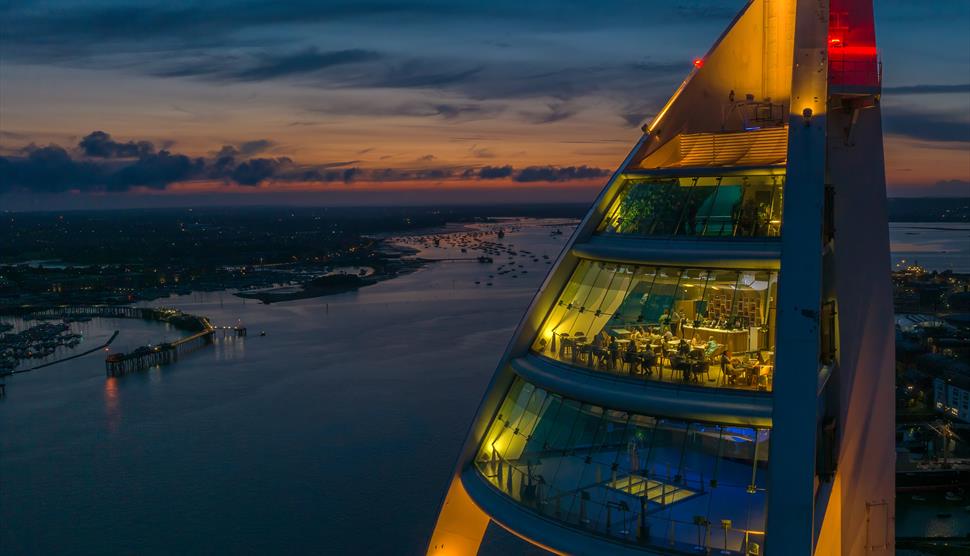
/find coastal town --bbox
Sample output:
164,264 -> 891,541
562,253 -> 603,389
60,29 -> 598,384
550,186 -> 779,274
893,261 -> 970,553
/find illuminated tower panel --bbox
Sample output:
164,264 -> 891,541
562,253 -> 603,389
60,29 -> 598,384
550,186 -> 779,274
429,1 -> 892,554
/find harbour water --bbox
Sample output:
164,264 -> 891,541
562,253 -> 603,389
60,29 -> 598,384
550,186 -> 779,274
0,219 -> 569,555
1,218 -> 967,554
890,222 -> 970,273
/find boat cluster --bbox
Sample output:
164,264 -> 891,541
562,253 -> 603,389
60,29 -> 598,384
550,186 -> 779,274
0,321 -> 82,372
392,224 -> 556,288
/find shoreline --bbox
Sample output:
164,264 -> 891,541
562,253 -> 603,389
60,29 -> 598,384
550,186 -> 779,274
233,238 -> 429,304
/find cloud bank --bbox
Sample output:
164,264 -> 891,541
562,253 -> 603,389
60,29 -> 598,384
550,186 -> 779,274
0,132 -> 611,193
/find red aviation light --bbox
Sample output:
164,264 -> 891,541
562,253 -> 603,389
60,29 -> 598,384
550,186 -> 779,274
829,37 -> 843,47
693,58 -> 704,69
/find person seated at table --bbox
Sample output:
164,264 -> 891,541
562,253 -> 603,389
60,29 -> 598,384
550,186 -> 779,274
720,350 -> 742,384
700,335 -> 716,355
624,339 -> 639,373
591,331 -> 606,349
690,335 -> 706,349
688,351 -> 708,383
662,329 -> 674,342
629,327 -> 643,343
669,353 -> 690,382
676,338 -> 691,356
755,350 -> 768,366
640,348 -> 657,376
608,336 -> 620,370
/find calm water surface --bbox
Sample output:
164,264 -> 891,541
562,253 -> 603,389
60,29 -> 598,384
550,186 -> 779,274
890,222 -> 970,273
1,219 -> 567,555
2,219 -> 966,555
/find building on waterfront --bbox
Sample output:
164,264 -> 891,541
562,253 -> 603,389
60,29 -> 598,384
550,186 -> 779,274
934,374 -> 970,424
428,0 -> 893,554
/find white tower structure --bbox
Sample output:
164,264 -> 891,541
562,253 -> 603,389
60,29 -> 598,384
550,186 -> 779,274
428,1 -> 893,553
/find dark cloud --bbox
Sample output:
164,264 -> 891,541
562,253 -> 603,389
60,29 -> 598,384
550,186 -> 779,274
109,151 -> 205,190
883,83 -> 970,95
514,165 -> 610,182
0,3 -> 432,57
238,139 -> 276,156
0,132 -> 611,193
231,48 -> 381,81
305,99 -> 503,121
884,108 -> 970,142
521,103 -> 576,124
230,157 -> 292,186
78,131 -> 155,158
0,145 -> 104,193
478,165 -> 514,179
1,1 -> 728,59
364,63 -> 484,89
153,49 -> 381,82
0,133 -> 291,192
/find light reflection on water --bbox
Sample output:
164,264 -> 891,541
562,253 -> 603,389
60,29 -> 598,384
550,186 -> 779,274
0,218 -> 573,555
890,222 -> 970,273
0,218 -> 963,554
104,377 -> 121,432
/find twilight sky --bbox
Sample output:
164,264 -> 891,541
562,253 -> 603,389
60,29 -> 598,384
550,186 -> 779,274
1,0 -> 968,209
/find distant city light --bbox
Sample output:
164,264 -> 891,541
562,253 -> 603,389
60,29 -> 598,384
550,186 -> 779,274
693,57 -> 704,68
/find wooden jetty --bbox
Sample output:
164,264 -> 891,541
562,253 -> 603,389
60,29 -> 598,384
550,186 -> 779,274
30,305 -> 179,321
10,305 -> 246,380
104,323 -> 246,377
105,327 -> 215,377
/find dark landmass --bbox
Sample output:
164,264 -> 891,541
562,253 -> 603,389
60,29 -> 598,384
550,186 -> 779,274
235,262 -> 421,304
0,205 -> 585,310
887,197 -> 969,223
0,199 -> 963,310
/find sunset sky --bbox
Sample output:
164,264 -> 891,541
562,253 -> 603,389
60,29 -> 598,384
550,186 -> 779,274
1,0 -> 968,209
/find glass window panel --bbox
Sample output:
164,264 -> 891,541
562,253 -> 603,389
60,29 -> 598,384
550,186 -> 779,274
474,379 -> 772,552
533,263 -> 777,392
597,173 -> 785,239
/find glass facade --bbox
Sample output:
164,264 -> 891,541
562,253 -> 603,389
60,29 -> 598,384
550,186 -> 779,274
532,260 -> 777,391
597,173 -> 784,238
475,379 -> 769,554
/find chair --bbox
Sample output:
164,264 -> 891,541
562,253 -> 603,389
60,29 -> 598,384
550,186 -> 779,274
560,335 -> 575,359
720,360 -> 738,386
690,356 -> 710,383
640,351 -> 656,377
670,355 -> 690,382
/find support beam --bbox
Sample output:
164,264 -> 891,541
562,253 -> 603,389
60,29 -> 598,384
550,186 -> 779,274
765,0 -> 829,553
427,476 -> 490,556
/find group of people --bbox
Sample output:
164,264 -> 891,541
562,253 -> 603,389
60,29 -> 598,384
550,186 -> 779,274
564,325 -> 723,383
547,298 -> 775,388
719,350 -> 771,388
659,307 -> 747,334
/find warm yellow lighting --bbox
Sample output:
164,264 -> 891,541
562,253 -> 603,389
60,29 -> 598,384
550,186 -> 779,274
426,478 -> 490,555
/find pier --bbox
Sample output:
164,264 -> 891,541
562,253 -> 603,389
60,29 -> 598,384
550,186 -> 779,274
105,327 -> 214,377
1,305 -> 247,388
28,305 -> 194,322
